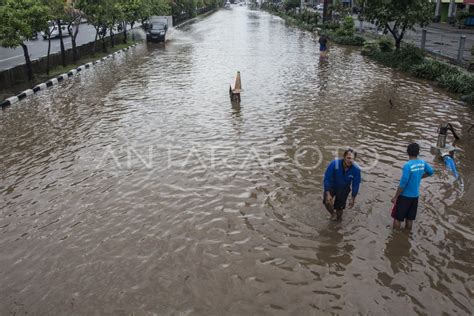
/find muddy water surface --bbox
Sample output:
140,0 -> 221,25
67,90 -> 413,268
1,7 -> 473,315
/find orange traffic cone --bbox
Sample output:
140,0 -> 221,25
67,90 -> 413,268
233,71 -> 242,93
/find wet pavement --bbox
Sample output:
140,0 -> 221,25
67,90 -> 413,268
0,7 -> 473,315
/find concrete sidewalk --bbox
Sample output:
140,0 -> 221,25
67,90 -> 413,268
426,22 -> 474,35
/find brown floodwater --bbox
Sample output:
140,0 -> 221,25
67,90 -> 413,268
1,7 -> 473,315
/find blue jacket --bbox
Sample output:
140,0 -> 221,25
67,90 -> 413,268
323,159 -> 361,197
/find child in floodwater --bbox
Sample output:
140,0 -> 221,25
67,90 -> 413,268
319,35 -> 328,57
391,143 -> 434,229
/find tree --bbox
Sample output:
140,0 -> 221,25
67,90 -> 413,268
363,0 -> 432,50
0,0 -> 49,81
104,0 -> 124,48
42,0 -> 64,73
42,0 -> 69,67
354,0 -> 367,33
120,0 -> 142,43
77,0 -> 109,53
65,6 -> 83,62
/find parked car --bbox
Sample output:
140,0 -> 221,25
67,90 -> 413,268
146,21 -> 167,43
41,23 -> 72,39
314,4 -> 324,11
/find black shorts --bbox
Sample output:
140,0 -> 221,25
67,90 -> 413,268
323,187 -> 351,210
393,195 -> 418,221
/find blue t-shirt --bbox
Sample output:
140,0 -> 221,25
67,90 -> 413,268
399,159 -> 434,198
323,159 -> 361,197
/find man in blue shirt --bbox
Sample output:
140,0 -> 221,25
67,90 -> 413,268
391,143 -> 434,229
323,148 -> 361,221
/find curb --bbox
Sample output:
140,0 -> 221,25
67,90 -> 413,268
0,43 -> 139,108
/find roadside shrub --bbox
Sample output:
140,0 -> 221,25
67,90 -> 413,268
438,72 -> 474,94
361,41 -> 380,55
333,34 -> 365,46
380,44 -> 425,71
410,59 -> 461,81
378,37 -> 394,52
460,93 -> 474,105
340,16 -> 355,36
323,21 -> 340,30
398,44 -> 425,67
321,29 -> 365,46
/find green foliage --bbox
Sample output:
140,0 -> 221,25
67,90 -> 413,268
322,20 -> 339,30
334,34 -> 365,46
399,43 -> 425,66
340,16 -> 355,37
460,93 -> 474,105
438,72 -> 474,94
410,59 -> 460,81
456,10 -> 472,25
361,40 -> 380,55
0,0 -> 49,48
321,28 -> 364,46
363,0 -> 432,49
378,36 -> 393,52
362,42 -> 424,70
284,0 -> 300,12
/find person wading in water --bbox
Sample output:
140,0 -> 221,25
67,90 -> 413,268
323,148 -> 361,221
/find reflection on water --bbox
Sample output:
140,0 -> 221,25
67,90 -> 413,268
384,231 -> 412,274
0,7 -> 473,315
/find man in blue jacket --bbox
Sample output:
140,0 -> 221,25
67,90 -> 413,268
323,148 -> 361,221
391,143 -> 434,229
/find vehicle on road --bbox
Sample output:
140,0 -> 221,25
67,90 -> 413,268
41,22 -> 72,40
145,18 -> 169,43
314,4 -> 323,11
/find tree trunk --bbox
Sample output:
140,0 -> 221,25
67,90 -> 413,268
93,28 -> 99,54
323,0 -> 330,23
123,22 -> 127,44
46,36 -> 51,75
70,23 -> 80,62
20,43 -> 34,81
395,38 -> 401,50
110,27 -> 115,48
102,36 -> 107,53
57,19 -> 66,67
131,22 -> 135,41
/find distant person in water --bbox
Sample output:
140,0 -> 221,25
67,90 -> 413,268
319,34 -> 328,57
391,143 -> 434,229
323,149 -> 361,221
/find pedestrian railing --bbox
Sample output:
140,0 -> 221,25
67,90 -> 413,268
356,19 -> 473,67
403,28 -> 473,65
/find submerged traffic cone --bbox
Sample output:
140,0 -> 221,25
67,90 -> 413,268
233,71 -> 242,92
229,71 -> 242,102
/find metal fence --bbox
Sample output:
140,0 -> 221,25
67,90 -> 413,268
356,18 -> 474,67
403,28 -> 473,65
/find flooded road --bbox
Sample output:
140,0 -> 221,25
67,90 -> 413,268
1,7 -> 473,315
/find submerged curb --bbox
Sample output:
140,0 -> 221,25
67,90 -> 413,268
0,43 -> 139,108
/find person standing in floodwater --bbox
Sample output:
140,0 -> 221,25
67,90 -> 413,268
323,148 -> 361,221
391,143 -> 434,229
319,34 -> 328,57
